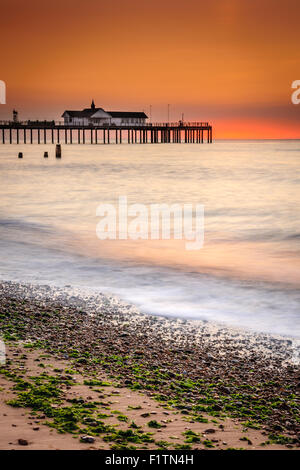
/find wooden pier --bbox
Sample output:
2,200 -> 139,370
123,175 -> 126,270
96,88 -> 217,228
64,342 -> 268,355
0,121 -> 213,145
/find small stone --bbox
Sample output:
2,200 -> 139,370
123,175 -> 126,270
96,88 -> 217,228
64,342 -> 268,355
212,404 -> 222,411
80,435 -> 95,443
204,428 -> 216,434
18,439 -> 28,446
219,386 -> 231,394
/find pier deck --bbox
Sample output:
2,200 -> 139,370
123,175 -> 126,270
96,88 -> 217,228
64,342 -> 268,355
0,121 -> 212,145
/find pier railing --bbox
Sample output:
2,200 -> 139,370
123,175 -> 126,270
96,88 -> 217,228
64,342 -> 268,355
0,120 -> 210,128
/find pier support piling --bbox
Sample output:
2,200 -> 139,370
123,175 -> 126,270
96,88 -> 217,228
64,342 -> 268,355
0,123 -> 213,147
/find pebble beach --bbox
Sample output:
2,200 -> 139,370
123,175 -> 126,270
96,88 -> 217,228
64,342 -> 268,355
0,281 -> 299,450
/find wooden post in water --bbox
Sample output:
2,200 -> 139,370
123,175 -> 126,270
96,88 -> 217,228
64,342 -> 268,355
56,144 -> 61,158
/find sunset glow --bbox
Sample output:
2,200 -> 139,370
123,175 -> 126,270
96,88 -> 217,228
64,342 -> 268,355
1,0 -> 299,138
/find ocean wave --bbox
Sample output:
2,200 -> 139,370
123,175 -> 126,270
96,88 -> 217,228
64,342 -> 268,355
0,216 -> 54,234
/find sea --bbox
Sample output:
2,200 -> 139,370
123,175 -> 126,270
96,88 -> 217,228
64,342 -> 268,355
0,140 -> 299,338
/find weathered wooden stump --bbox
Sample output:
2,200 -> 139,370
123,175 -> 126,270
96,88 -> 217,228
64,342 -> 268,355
55,144 -> 61,158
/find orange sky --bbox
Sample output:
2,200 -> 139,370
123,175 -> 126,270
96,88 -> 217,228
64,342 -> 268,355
0,0 -> 299,138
